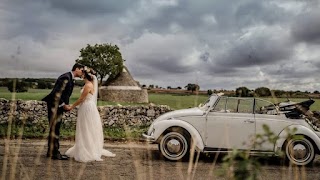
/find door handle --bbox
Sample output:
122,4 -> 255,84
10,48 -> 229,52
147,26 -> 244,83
244,119 -> 254,123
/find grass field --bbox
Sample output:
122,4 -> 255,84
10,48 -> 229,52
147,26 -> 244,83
0,87 -> 320,110
0,87 -> 209,110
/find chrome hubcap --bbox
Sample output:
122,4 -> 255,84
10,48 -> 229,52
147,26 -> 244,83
288,140 -> 312,164
292,144 -> 307,160
166,139 -> 181,154
161,132 -> 188,159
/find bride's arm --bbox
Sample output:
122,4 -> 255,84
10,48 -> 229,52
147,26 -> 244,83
70,83 -> 92,110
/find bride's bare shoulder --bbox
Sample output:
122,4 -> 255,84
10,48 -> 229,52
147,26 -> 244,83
87,81 -> 94,86
83,81 -> 93,89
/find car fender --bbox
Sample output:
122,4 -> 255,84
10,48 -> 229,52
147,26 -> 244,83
153,119 -> 205,151
275,125 -> 320,152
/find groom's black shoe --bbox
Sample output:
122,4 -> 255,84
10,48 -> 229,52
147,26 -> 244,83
51,154 -> 69,160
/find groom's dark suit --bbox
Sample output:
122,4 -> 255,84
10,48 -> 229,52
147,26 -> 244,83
42,72 -> 74,159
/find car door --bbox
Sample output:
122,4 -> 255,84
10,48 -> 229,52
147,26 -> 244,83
205,97 -> 255,150
254,99 -> 292,151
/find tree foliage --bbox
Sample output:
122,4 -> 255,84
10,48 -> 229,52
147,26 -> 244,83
185,83 -> 200,92
7,79 -> 28,93
272,89 -> 286,97
36,80 -> 53,89
254,87 -> 271,97
235,86 -> 250,97
37,81 -> 47,89
76,43 -> 124,85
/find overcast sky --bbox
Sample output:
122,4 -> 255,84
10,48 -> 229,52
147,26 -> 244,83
1,0 -> 320,91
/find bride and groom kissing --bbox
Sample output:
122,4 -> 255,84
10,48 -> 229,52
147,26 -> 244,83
42,63 -> 115,162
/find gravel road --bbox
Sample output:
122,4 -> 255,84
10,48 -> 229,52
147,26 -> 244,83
1,139 -> 320,180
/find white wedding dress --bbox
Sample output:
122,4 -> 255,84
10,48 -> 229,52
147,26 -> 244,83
65,76 -> 115,162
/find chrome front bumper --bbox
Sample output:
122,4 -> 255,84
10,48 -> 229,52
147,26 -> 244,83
142,133 -> 156,143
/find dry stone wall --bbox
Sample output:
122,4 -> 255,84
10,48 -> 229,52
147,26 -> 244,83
0,98 -> 172,128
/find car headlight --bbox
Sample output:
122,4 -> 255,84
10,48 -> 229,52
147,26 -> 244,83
147,124 -> 155,135
150,128 -> 155,136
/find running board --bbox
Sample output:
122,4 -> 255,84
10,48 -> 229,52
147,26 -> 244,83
203,147 -> 277,155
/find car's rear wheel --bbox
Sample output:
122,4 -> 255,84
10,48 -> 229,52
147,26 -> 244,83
285,137 -> 315,166
159,131 -> 190,161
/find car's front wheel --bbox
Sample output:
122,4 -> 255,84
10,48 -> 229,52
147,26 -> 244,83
159,131 -> 189,161
285,137 -> 315,166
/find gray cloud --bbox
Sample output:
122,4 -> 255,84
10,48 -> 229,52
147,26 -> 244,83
0,0 -> 320,91
48,0 -> 136,16
123,32 -> 206,75
291,11 -> 320,43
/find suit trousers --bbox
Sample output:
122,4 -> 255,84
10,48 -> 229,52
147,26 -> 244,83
46,103 -> 63,156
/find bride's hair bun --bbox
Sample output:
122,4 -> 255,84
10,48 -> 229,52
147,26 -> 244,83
89,69 -> 96,76
83,66 -> 96,81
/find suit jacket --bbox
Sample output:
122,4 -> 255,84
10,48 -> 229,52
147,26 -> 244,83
42,72 -> 74,111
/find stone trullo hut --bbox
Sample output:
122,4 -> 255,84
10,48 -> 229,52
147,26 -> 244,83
99,66 -> 148,103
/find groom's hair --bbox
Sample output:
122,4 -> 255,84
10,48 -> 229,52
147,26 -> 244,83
72,63 -> 84,71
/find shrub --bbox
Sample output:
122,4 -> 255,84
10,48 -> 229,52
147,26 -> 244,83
235,87 -> 251,97
37,80 -> 47,89
255,87 -> 271,97
7,79 -> 28,93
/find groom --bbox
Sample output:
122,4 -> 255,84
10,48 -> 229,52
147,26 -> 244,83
42,63 -> 84,160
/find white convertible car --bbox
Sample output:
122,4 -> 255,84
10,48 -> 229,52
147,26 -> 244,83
143,94 -> 320,166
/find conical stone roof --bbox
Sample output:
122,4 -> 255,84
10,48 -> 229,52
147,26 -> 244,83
104,66 -> 141,90
100,65 -> 148,103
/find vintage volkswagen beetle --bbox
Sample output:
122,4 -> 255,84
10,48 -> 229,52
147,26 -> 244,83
143,94 -> 320,166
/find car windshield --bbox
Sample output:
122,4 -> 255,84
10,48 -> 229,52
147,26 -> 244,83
199,98 -> 210,109
199,95 -> 219,110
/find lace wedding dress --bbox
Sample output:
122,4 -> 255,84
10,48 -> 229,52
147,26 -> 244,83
65,76 -> 115,162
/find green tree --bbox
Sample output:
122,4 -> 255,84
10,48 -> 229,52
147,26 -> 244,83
235,86 -> 250,97
272,89 -> 286,97
185,83 -> 200,92
37,80 -> 47,89
76,43 -> 124,85
0,78 -> 7,86
7,79 -> 28,93
255,87 -> 271,97
207,89 -> 213,96
46,82 -> 53,89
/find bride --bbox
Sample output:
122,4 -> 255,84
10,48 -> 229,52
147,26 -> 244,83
65,67 -> 115,162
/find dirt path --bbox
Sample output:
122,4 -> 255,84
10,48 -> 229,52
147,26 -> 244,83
1,139 -> 320,180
